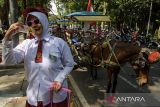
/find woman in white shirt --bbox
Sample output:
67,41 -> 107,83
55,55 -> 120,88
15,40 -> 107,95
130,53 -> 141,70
2,7 -> 75,107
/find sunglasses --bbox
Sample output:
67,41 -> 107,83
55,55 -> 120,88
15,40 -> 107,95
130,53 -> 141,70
27,19 -> 40,26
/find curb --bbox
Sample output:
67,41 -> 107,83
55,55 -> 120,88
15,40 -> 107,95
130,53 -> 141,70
0,64 -> 24,69
68,74 -> 90,107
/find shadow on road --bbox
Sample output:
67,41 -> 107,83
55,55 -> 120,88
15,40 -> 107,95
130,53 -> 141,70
71,62 -> 160,107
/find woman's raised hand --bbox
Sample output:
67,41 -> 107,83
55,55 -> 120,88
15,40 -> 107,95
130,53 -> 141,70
5,22 -> 24,40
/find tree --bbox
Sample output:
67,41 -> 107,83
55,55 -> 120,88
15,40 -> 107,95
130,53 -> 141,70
0,0 -> 9,29
107,0 -> 160,34
0,0 -> 52,26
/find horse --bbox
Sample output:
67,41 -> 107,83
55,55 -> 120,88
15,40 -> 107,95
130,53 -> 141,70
81,40 -> 151,93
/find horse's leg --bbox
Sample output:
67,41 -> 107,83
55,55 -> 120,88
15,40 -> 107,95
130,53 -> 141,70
106,68 -> 112,93
89,65 -> 95,80
112,67 -> 120,93
90,63 -> 98,80
92,66 -> 98,80
92,67 -> 98,79
94,67 -> 98,79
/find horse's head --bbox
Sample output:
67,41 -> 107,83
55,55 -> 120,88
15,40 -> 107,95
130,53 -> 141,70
81,41 -> 98,55
135,63 -> 150,86
131,51 -> 150,86
80,43 -> 90,55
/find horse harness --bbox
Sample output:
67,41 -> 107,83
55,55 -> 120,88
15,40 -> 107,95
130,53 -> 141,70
90,39 -> 120,68
131,49 -> 150,69
89,40 -> 149,69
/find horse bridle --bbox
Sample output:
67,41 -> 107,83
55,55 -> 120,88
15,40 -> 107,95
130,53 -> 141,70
87,40 -> 120,67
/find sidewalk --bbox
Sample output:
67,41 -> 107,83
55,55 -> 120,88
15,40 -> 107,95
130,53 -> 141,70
0,67 -> 27,107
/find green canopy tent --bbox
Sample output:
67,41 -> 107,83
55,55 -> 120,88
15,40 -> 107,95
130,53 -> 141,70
65,11 -> 110,22
56,19 -> 74,25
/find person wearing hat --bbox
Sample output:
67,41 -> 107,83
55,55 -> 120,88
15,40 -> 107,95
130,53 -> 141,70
2,7 -> 75,107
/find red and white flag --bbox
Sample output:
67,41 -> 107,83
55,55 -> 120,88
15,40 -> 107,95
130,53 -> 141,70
87,0 -> 93,12
85,0 -> 96,30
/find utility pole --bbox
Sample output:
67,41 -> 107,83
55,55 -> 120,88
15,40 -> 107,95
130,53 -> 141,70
9,0 -> 19,48
146,0 -> 153,39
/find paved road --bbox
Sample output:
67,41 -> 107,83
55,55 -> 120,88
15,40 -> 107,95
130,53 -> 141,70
71,62 -> 160,107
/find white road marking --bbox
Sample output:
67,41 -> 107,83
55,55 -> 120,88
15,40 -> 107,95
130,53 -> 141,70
118,74 -> 147,92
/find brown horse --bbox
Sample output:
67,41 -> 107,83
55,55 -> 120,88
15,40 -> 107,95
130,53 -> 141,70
81,40 -> 151,93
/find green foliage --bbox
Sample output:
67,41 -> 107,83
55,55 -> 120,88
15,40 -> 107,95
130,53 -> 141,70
107,0 -> 160,31
0,0 -> 159,33
53,0 -> 106,16
0,0 -> 4,7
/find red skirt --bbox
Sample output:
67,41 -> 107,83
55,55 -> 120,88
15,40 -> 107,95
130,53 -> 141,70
26,98 -> 68,107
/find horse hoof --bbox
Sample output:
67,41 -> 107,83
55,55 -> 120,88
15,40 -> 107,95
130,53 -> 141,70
90,77 -> 97,80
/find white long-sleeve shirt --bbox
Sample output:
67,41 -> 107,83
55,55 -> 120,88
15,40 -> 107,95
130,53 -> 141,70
2,35 -> 75,106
